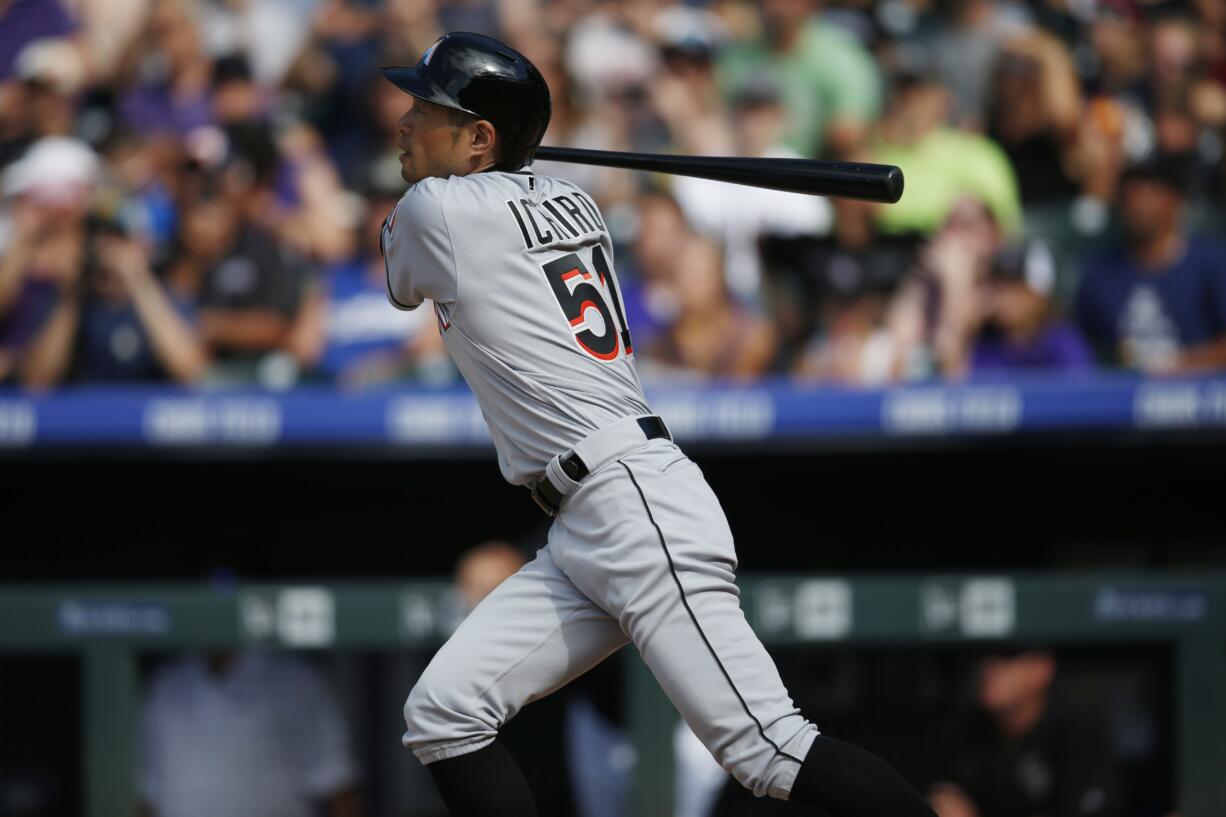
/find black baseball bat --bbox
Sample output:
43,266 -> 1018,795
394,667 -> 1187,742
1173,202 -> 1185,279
533,146 -> 904,204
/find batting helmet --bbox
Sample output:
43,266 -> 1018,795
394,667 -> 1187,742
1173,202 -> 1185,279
381,33 -> 552,171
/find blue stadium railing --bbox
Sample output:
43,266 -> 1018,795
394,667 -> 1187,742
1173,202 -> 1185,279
1,373 -> 1226,451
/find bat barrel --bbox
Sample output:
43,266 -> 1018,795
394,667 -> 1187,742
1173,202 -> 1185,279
532,147 -> 904,204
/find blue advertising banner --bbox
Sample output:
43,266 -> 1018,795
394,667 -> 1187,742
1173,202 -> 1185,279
1,375 -> 1225,449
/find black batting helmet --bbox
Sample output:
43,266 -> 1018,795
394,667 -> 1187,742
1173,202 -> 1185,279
381,33 -> 552,170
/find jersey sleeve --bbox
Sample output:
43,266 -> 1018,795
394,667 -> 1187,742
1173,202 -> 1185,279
382,177 -> 459,311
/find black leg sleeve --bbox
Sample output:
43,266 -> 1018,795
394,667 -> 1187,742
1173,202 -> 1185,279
788,735 -> 936,817
426,741 -> 539,817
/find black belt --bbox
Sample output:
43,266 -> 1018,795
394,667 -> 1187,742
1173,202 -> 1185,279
531,416 -> 670,516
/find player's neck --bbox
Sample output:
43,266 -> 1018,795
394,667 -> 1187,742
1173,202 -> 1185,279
463,155 -> 499,176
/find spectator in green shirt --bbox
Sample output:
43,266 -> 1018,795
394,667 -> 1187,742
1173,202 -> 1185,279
717,0 -> 882,159
871,66 -> 1022,238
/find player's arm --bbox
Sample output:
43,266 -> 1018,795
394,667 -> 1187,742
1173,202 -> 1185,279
382,178 -> 459,312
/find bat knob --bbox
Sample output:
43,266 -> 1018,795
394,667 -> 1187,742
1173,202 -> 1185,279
885,166 -> 905,204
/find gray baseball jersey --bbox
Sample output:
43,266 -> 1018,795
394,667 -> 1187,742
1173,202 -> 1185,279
385,169 -> 819,801
383,170 -> 650,485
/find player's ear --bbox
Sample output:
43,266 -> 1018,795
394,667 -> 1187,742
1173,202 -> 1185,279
471,119 -> 498,163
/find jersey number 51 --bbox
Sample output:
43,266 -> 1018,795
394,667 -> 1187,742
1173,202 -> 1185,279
541,246 -> 633,362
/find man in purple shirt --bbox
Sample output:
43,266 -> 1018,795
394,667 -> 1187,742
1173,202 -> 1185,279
1074,154 -> 1226,373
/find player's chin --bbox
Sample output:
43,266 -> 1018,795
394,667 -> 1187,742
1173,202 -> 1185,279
399,154 -> 417,184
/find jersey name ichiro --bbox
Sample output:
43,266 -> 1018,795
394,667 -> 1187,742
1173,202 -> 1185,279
504,190 -> 606,250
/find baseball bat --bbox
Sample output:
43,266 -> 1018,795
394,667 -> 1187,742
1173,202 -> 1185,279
533,146 -> 904,204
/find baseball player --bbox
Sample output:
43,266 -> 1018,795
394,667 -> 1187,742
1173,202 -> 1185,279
381,32 -> 936,817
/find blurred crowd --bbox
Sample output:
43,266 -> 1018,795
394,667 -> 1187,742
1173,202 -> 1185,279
2,0 -> 1226,391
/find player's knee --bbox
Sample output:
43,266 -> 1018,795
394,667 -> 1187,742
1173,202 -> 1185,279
723,751 -> 809,801
402,676 -> 498,760
718,722 -> 820,800
723,755 -> 783,800
696,729 -> 777,798
401,680 -> 436,739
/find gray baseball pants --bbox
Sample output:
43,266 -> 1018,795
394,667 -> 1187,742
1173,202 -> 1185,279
403,425 -> 819,800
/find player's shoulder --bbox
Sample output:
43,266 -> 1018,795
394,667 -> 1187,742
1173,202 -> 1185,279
384,177 -> 444,241
410,169 -> 589,196
392,175 -> 449,219
525,172 -> 605,215
386,174 -> 494,242
453,169 -> 564,203
393,171 -> 531,214
526,169 -> 584,192
388,171 -> 597,234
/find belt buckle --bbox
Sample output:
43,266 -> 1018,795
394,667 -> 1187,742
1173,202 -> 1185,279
530,481 -> 557,517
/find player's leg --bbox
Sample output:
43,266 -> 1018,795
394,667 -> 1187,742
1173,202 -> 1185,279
553,441 -> 934,816
553,448 -> 813,799
403,545 -> 629,816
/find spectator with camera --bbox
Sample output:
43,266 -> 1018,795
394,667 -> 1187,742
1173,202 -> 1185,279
886,196 -> 1006,381
0,137 -> 93,387
24,216 -> 206,387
